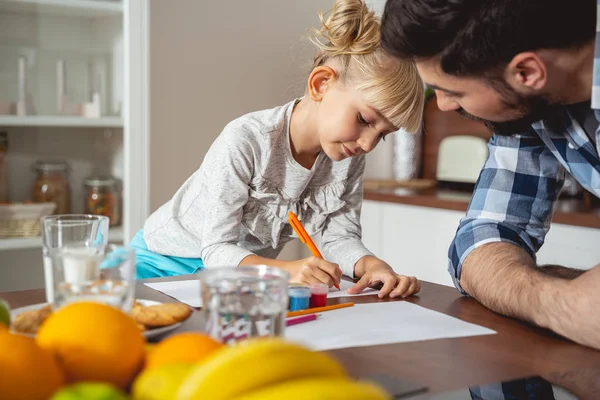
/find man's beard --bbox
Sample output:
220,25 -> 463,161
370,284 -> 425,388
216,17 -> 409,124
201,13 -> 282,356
455,80 -> 557,136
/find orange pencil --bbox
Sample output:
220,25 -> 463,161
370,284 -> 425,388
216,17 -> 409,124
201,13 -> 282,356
287,302 -> 354,318
288,211 -> 340,290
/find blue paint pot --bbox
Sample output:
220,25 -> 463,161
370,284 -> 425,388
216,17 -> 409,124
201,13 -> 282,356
288,285 -> 311,311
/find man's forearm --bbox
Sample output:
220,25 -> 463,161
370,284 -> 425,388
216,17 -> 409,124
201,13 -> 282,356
459,242 -> 569,328
539,264 -> 585,280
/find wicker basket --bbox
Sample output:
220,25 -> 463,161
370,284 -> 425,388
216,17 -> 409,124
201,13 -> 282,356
0,203 -> 57,238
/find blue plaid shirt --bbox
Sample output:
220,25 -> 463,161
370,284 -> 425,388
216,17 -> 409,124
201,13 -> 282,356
448,3 -> 600,293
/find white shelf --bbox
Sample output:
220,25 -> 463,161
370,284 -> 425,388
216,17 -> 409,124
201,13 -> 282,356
0,226 -> 124,251
0,0 -> 122,18
0,116 -> 123,128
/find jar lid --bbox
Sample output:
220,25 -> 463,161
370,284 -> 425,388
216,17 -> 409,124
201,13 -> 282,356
288,285 -> 311,297
34,160 -> 69,172
83,176 -> 119,187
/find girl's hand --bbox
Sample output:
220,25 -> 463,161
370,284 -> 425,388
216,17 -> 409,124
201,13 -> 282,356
285,256 -> 342,288
349,256 -> 420,299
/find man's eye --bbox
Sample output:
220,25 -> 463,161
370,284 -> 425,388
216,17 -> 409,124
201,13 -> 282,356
358,114 -> 369,125
379,133 -> 386,142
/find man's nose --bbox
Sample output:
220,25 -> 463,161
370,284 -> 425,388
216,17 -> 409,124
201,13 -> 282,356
435,90 -> 460,112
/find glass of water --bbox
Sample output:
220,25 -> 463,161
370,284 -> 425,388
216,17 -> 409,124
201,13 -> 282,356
41,215 -> 110,303
198,266 -> 289,345
50,244 -> 136,312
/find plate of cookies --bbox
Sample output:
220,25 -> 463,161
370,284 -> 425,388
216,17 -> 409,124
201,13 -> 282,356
10,299 -> 194,339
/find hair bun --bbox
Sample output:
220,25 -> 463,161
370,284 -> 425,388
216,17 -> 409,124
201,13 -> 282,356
311,0 -> 380,57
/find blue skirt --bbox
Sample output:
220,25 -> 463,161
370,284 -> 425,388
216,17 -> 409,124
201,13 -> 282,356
128,229 -> 204,279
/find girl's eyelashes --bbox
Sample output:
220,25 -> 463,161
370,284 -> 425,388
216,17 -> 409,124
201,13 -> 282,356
359,113 -> 387,142
357,113 -> 369,126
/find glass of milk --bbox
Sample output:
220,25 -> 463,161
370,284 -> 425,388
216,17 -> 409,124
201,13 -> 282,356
41,215 -> 109,303
50,244 -> 136,312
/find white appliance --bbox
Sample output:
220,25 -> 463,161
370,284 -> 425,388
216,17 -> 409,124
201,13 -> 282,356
436,135 -> 488,184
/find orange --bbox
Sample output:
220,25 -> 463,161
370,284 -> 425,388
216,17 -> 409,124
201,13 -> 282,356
145,333 -> 223,370
36,302 -> 145,389
0,331 -> 64,400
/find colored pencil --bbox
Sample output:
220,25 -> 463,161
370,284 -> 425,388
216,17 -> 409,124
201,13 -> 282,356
286,313 -> 320,327
286,302 -> 354,318
288,211 -> 340,290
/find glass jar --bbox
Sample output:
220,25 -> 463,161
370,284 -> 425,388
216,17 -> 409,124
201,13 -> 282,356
83,176 -> 121,227
32,160 -> 71,214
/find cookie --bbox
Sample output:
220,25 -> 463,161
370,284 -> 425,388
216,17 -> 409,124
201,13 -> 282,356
132,300 -> 144,311
132,302 -> 192,328
12,304 -> 53,334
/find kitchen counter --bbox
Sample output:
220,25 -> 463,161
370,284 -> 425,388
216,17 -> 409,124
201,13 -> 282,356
363,185 -> 600,230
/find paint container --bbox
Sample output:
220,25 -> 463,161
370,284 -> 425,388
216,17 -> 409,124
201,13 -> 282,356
309,283 -> 329,308
288,285 -> 311,311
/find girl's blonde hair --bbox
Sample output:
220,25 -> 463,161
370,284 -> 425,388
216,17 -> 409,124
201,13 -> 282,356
310,0 -> 424,133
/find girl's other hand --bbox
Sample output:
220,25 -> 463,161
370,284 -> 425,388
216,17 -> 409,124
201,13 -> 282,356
350,256 -> 420,298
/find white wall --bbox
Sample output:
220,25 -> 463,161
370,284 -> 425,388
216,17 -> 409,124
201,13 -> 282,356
149,0 -> 333,211
148,0 -> 339,261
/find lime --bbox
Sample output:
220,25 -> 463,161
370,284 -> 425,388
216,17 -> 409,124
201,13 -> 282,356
132,363 -> 194,400
0,298 -> 10,328
50,382 -> 128,400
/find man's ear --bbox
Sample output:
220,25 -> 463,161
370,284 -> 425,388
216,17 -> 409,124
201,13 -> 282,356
506,52 -> 547,91
307,66 -> 337,102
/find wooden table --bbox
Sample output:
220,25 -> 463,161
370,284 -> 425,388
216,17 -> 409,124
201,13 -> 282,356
2,276 -> 600,395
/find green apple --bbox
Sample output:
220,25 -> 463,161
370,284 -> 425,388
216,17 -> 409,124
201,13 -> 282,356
50,383 -> 129,400
0,298 -> 10,328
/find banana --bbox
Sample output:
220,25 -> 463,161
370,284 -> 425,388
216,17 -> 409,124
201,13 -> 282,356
176,338 -> 347,400
231,377 -> 392,400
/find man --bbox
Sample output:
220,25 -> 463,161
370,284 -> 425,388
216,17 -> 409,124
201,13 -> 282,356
380,0 -> 600,350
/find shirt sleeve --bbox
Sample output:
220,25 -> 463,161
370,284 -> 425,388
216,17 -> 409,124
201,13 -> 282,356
321,156 -> 374,277
448,129 -> 566,294
144,121 -> 257,267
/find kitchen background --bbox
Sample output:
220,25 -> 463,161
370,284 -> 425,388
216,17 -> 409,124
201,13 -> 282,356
0,0 -> 598,292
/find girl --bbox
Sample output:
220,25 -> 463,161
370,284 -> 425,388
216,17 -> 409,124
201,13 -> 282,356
131,0 -> 424,299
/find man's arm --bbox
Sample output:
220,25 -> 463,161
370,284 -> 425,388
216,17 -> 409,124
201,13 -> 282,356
449,129 -> 600,348
448,131 -> 566,294
460,242 -> 568,327
539,264 -> 585,279
462,243 -> 600,349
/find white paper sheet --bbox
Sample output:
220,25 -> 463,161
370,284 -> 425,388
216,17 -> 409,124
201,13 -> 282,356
144,279 -> 378,306
328,280 -> 379,299
144,280 -> 203,308
285,301 -> 496,351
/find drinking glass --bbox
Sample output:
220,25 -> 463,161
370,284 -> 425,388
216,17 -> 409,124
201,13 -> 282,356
198,266 -> 289,345
50,244 -> 136,312
41,214 -> 109,302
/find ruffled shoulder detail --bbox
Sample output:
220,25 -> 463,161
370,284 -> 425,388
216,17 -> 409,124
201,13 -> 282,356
241,178 -> 348,248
